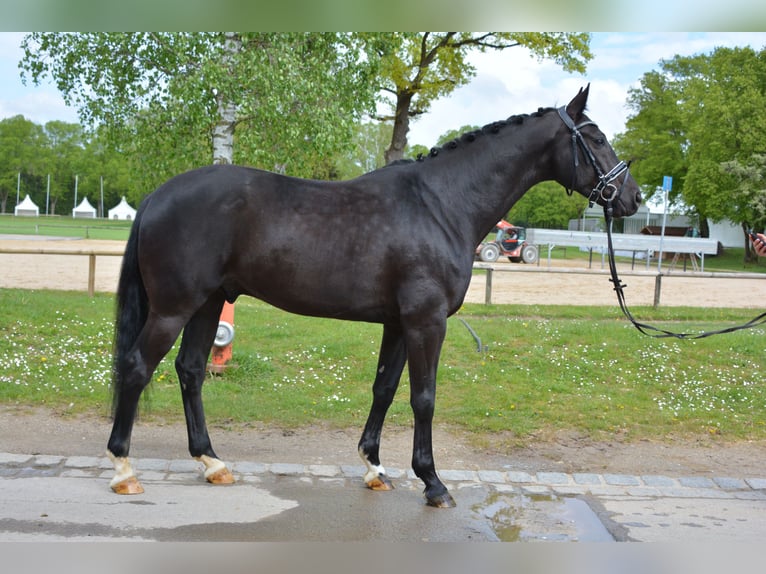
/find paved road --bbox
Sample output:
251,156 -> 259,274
2,451 -> 765,542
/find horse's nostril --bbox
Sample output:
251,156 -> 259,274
636,192 -> 643,204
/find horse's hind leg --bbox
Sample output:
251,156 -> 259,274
107,313 -> 186,494
175,291 -> 234,485
358,324 -> 407,491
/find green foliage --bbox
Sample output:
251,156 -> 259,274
20,33 -> 379,192
0,116 -> 137,215
615,46 -> 766,234
721,154 -> 766,226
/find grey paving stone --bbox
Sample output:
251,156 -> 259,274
136,458 -> 172,471
573,473 -> 602,485
626,486 -> 662,497
232,461 -> 269,474
0,453 -> 33,464
439,469 -> 478,482
536,472 -> 571,485
61,469 -> 97,478
139,471 -> 172,481
269,463 -> 305,476
65,456 -> 104,469
308,464 -> 340,477
521,485 -> 551,495
340,465 -> 365,478
678,476 -> 715,489
32,455 -> 64,466
746,478 -> 766,490
477,470 -> 507,484
659,487 -> 732,499
734,490 -> 766,500
713,477 -> 748,490
641,475 -> 677,487
507,471 -> 535,483
167,459 -> 201,472
604,474 -> 640,486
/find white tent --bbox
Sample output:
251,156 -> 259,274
108,196 -> 137,220
72,197 -> 97,218
14,194 -> 40,217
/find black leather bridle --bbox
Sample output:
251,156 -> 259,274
557,106 -> 630,209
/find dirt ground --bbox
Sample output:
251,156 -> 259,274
2,404 -> 766,479
2,235 -> 766,478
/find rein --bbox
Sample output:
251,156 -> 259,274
603,206 -> 766,339
557,106 -> 766,339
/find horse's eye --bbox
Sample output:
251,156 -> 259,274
594,137 -> 606,146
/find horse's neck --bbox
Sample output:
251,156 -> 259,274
421,128 -> 552,245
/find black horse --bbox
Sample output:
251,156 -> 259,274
107,86 -> 641,507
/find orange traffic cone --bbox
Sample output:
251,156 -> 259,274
209,302 -> 235,374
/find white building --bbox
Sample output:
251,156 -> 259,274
72,197 -> 97,218
108,196 -> 137,220
14,195 -> 39,217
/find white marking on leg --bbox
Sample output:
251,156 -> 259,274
358,446 -> 386,484
107,450 -> 136,488
196,454 -> 228,480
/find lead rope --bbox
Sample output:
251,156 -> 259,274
603,205 -> 766,339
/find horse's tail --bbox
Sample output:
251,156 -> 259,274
111,205 -> 148,415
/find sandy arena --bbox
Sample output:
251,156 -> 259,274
0,235 -> 763,308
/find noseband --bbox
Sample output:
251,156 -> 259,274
557,106 -> 629,210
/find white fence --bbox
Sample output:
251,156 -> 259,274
525,229 -> 719,271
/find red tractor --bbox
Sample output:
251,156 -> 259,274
475,220 -> 539,263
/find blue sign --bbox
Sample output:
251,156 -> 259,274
662,176 -> 673,191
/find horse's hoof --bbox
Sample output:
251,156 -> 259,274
425,491 -> 456,508
206,467 -> 235,485
197,455 -> 235,485
111,476 -> 145,495
366,474 -> 394,491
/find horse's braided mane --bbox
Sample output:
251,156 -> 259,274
385,106 -> 558,167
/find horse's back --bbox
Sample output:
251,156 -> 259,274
135,164 -> 470,320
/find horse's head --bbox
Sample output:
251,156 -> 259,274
553,85 -> 642,218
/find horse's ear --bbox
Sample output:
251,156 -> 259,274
565,84 -> 590,121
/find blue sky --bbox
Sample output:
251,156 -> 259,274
2,32 -> 766,146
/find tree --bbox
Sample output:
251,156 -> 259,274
615,46 -> 766,248
721,154 -> 766,260
612,70 -> 688,206
0,115 -> 45,213
368,32 -> 592,163
21,33 -> 379,195
42,121 -> 87,215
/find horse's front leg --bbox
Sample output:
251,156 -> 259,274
405,314 -> 455,508
176,294 -> 234,485
358,324 -> 407,491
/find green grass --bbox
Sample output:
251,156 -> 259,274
1,288 -> 763,446
0,214 -> 132,240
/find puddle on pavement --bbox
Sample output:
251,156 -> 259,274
473,491 -> 614,542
